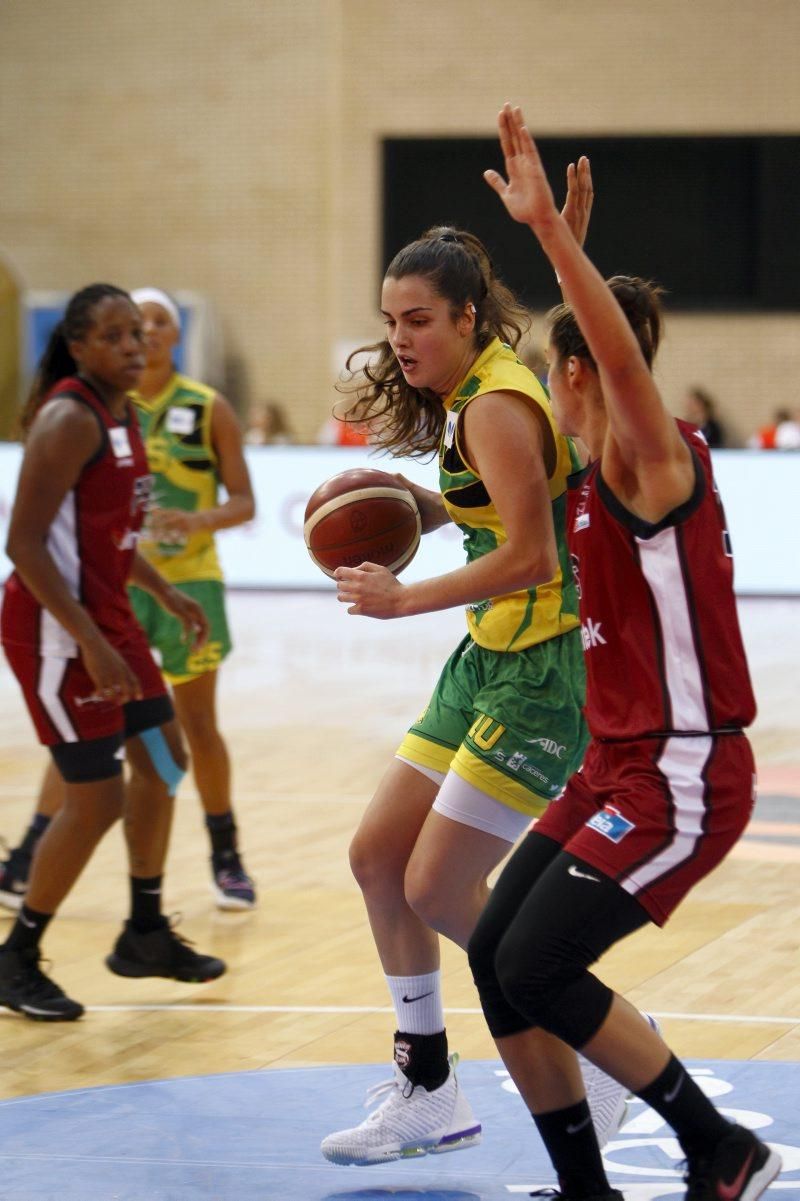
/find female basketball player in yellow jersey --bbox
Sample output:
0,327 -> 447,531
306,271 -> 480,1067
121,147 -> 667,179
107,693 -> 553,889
0,290 -> 258,913
321,163 -> 646,1176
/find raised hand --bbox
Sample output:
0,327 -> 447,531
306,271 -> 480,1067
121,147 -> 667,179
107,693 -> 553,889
484,103 -> 558,230
561,156 -> 593,249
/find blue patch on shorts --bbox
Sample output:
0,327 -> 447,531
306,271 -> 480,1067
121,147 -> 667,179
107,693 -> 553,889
586,805 -> 635,843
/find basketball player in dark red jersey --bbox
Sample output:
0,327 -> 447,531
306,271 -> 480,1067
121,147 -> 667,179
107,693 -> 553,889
466,107 -> 782,1201
0,284 -> 225,1022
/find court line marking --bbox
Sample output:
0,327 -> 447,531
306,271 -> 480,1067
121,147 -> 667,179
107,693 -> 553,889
72,1003 -> 800,1023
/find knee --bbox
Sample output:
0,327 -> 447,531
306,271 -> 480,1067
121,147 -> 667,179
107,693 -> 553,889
404,862 -> 447,931
62,793 -> 122,840
466,914 -> 499,987
348,826 -> 403,898
182,710 -> 222,750
494,933 -> 557,1028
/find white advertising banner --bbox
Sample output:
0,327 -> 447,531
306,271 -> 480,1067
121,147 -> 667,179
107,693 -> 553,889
0,444 -> 797,595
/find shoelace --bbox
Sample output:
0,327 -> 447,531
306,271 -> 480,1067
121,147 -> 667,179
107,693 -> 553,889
362,1072 -> 414,1110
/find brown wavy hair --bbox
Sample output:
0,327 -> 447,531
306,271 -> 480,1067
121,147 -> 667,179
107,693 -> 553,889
546,275 -> 664,372
336,226 -> 531,459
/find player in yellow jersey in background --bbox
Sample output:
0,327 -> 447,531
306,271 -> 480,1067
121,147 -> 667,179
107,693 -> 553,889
1,289 -> 257,912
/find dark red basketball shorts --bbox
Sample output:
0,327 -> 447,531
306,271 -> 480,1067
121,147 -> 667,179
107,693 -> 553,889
3,634 -> 167,746
533,733 -> 756,925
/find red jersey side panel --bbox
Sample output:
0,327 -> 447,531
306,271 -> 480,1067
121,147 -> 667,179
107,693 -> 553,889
1,376 -> 153,656
567,423 -> 755,739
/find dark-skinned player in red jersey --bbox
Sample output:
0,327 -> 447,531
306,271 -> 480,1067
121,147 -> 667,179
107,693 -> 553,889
0,284 -> 225,1021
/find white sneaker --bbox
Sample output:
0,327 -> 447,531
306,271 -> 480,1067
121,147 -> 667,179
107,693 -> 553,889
320,1054 -> 482,1166
580,1012 -> 662,1147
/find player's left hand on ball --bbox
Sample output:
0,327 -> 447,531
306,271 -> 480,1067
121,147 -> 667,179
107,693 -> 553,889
334,562 -> 403,619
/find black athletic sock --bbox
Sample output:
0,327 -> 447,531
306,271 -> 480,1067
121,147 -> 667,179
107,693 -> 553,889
129,875 -> 166,933
394,1029 -> 450,1091
4,904 -> 53,953
637,1054 -> 730,1157
19,813 -> 52,858
533,1100 -> 612,1198
205,811 -> 237,856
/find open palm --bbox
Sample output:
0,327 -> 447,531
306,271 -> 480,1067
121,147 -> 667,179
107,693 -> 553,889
485,102 -> 593,249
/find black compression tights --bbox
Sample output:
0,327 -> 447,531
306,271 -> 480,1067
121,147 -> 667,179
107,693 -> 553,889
467,829 -> 650,1048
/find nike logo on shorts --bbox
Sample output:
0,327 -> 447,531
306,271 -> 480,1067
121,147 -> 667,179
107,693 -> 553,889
568,864 -> 600,882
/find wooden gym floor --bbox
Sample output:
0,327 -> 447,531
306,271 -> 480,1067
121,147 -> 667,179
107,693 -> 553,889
0,591 -> 797,1100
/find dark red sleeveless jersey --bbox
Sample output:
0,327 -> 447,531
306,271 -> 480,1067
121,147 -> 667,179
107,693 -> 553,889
1,376 -> 153,655
566,420 -> 756,739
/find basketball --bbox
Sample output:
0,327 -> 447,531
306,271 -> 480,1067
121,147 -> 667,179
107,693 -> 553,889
304,468 -> 421,578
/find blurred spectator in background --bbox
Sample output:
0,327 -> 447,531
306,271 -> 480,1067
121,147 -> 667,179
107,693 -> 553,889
317,400 -> 372,447
244,399 -> 296,445
774,408 -> 800,450
747,408 -> 791,450
683,385 -> 726,448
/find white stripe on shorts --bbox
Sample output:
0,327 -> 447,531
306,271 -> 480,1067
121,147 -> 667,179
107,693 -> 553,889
37,657 -> 79,743
619,734 -> 712,898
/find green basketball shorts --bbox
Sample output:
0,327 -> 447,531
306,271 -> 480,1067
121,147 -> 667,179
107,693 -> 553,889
397,627 -> 588,819
128,579 -> 232,686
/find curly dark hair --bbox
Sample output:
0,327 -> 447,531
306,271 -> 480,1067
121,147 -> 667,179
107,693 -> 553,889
336,226 -> 531,459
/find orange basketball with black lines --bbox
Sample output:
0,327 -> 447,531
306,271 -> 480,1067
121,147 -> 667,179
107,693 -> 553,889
304,468 -> 421,579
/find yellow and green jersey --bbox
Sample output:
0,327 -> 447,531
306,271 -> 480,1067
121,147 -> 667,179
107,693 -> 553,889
439,337 -> 580,652
133,373 -> 223,585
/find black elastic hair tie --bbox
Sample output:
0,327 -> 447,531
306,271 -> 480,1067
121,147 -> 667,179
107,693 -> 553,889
440,232 -> 460,244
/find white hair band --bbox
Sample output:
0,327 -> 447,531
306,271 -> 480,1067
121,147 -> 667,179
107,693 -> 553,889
130,287 -> 181,330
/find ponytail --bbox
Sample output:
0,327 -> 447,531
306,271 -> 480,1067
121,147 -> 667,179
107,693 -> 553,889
337,226 -> 530,459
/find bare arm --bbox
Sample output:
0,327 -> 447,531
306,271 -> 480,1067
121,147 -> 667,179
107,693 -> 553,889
485,104 -> 694,520
147,394 -> 256,540
6,399 -> 142,700
334,392 -> 557,619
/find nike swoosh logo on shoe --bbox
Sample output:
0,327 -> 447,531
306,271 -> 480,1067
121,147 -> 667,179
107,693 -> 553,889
402,991 -> 434,1003
717,1148 -> 756,1200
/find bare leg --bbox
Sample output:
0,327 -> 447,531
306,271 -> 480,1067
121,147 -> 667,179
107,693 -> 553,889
33,758 -> 64,820
405,808 -> 513,949
171,671 -> 230,816
349,759 -> 442,974
578,993 -> 670,1093
25,774 -> 124,914
123,718 -> 186,877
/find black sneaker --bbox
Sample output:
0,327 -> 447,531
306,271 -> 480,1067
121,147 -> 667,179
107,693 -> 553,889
211,850 -> 256,911
0,846 -> 31,912
684,1124 -> 782,1201
105,919 -> 226,982
0,945 -> 84,1021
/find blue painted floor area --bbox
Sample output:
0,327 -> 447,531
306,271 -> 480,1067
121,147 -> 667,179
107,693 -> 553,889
0,1059 -> 798,1201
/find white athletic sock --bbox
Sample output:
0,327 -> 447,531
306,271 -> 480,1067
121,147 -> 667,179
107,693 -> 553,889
386,970 -> 445,1035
